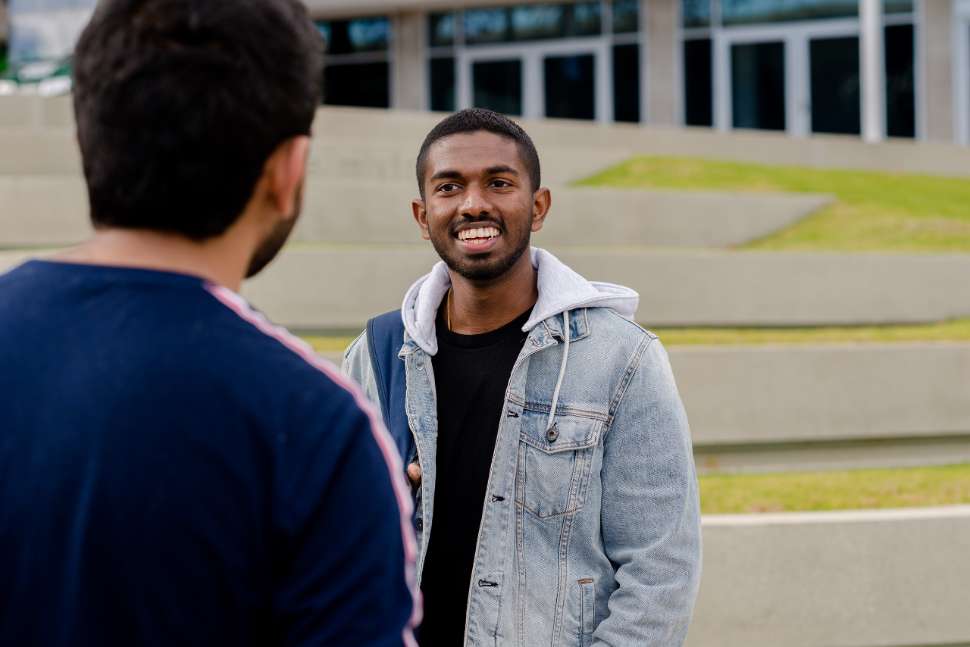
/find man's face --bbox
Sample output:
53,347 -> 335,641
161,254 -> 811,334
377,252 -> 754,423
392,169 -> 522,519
414,131 -> 548,282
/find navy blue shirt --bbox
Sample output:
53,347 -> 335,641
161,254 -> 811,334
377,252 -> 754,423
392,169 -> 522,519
0,260 -> 417,647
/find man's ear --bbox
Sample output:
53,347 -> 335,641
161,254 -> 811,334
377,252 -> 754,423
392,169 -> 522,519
531,187 -> 552,233
412,197 -> 431,240
267,135 -> 310,220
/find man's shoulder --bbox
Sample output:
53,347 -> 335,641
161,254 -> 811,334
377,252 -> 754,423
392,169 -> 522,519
202,288 -> 369,426
585,306 -> 657,347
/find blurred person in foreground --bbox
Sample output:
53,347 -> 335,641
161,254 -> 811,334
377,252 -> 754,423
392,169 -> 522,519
0,1 -> 418,645
343,108 -> 701,646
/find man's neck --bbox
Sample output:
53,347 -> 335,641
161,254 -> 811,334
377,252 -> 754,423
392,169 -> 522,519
57,228 -> 250,292
447,253 -> 538,335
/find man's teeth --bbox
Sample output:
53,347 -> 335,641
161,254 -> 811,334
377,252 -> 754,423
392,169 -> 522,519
458,227 -> 500,241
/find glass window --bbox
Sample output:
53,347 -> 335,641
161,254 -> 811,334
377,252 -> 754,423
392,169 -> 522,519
885,24 -> 915,138
428,12 -> 455,48
809,36 -> 860,135
567,1 -> 602,37
429,57 -> 456,112
511,4 -> 565,40
545,54 -> 596,120
731,41 -> 786,131
722,0 -> 854,25
884,0 -> 914,13
464,7 -> 511,45
682,0 -> 711,28
721,0 -> 911,25
612,44 -> 641,122
317,17 -> 390,55
612,0 -> 640,33
472,59 -> 522,115
323,62 -> 390,108
683,39 -> 713,126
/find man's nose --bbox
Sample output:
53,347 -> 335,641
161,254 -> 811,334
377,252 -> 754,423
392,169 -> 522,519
460,185 -> 492,217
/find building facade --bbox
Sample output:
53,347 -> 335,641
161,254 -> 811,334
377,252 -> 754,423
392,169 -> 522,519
306,0 -> 966,145
3,0 -> 970,145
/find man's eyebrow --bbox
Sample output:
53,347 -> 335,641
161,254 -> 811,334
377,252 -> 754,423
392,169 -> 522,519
429,169 -> 463,182
485,165 -> 519,176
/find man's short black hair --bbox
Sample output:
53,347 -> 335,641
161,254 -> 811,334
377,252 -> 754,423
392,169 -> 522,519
72,0 -> 324,240
415,108 -> 541,198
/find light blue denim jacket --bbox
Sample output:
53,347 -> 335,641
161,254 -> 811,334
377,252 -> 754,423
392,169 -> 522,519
343,248 -> 701,646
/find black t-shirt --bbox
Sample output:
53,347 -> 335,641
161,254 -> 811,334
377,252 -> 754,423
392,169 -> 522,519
418,304 -> 532,646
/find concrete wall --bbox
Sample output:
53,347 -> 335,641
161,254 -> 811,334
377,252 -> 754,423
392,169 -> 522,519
0,175 -> 828,249
224,248 -> 970,329
920,0 -> 955,143
689,506 -> 970,647
311,341 -> 970,473
675,343 -> 970,472
10,102 -> 970,178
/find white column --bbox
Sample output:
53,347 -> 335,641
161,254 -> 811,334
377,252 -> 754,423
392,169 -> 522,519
391,12 -> 428,111
860,0 -> 885,143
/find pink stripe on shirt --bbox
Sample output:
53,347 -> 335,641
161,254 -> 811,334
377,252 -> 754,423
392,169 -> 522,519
206,284 -> 421,645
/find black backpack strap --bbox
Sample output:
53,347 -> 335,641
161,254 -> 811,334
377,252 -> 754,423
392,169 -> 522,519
365,310 -> 413,465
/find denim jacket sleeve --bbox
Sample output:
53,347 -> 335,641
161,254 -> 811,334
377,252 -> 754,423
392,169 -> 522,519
593,336 -> 702,646
340,331 -> 379,407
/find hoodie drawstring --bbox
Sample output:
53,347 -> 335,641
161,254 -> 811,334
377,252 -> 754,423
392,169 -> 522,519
546,309 -> 571,432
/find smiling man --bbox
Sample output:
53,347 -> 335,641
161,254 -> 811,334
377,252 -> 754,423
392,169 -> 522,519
343,108 -> 701,646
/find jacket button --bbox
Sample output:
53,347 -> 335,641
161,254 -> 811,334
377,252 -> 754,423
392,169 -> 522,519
546,425 -> 559,443
415,519 -> 423,531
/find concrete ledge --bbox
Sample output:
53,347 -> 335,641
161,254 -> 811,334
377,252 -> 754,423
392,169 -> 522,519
673,344 -> 970,446
0,177 -> 92,245
689,506 -> 970,647
0,132 -> 82,175
313,342 -> 970,472
4,247 -> 970,328
0,176 -> 827,249
295,183 -> 826,248
9,102 -> 970,179
236,248 -> 970,328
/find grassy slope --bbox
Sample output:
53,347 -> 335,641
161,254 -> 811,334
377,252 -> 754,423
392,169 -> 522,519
699,463 -> 970,514
578,156 -> 970,252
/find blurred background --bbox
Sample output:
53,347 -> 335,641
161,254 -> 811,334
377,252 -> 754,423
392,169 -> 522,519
1,1 -> 969,645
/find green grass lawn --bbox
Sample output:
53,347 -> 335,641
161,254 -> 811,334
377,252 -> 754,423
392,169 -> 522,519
700,463 -> 970,514
578,156 -> 970,252
302,318 -> 970,352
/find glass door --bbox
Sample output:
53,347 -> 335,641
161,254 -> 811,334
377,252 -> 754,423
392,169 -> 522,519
472,59 -> 524,115
717,20 -> 864,137
460,40 -> 609,122
809,36 -> 861,135
544,53 -> 596,119
730,41 -> 786,131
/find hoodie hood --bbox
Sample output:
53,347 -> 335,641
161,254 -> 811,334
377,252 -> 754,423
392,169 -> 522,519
400,247 -> 639,355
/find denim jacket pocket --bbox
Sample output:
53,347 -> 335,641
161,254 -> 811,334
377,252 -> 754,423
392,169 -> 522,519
517,408 -> 603,519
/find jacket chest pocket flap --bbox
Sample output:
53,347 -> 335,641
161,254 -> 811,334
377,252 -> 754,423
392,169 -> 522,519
517,408 -> 604,519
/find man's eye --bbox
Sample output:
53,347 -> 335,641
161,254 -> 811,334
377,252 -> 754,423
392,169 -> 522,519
437,183 -> 460,193
491,179 -> 512,188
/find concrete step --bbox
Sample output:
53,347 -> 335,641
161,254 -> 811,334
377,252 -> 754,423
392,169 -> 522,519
691,507 -> 970,647
0,176 -> 828,248
5,247 -> 969,328
10,102 -> 970,180
237,247 -> 970,329
674,343 -> 970,472
316,342 -> 970,473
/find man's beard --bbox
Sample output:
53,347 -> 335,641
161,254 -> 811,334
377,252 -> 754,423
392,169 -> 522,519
246,180 -> 303,279
431,214 -> 532,282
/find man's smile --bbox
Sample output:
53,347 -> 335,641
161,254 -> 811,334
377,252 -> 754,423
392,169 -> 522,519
455,225 -> 502,253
